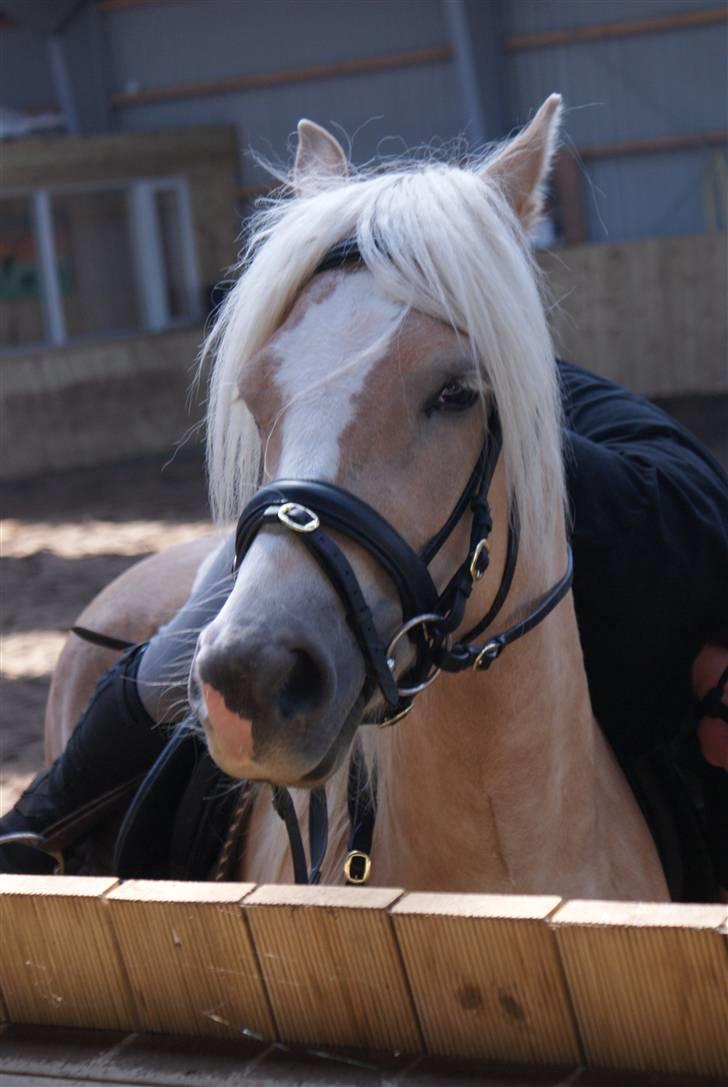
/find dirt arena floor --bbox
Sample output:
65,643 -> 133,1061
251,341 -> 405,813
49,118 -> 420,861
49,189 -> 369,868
2,395 -> 726,818
1,450 -> 211,815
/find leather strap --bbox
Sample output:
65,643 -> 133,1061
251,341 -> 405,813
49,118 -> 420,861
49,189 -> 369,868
235,480 -> 440,619
71,626 -> 136,653
272,786 -> 328,884
247,510 -> 400,707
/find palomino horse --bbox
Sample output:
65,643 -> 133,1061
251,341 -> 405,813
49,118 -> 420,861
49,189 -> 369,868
46,96 -> 668,900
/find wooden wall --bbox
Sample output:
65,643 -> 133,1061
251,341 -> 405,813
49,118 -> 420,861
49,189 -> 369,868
540,231 -> 728,397
1,876 -> 727,1080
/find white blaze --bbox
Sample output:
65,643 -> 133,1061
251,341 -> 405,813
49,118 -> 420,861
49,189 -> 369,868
271,271 -> 403,479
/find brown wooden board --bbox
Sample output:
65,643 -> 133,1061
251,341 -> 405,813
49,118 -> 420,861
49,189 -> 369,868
243,884 -> 422,1053
391,892 -> 581,1066
105,879 -> 275,1041
0,874 -> 136,1030
550,900 -> 728,1078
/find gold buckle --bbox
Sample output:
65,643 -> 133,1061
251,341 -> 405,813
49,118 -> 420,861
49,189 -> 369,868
277,502 -> 320,533
344,850 -> 372,884
469,539 -> 490,581
473,640 -> 500,670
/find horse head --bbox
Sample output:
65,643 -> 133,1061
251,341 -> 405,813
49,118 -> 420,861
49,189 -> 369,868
190,96 -> 567,788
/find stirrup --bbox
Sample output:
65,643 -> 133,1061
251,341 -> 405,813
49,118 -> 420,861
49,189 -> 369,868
0,832 -> 65,874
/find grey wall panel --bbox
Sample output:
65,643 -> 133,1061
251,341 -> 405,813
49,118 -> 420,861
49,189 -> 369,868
508,27 -> 726,141
585,150 -> 722,241
103,0 -> 448,96
115,60 -> 462,184
504,0 -> 727,36
0,27 -> 55,112
504,14 -> 727,242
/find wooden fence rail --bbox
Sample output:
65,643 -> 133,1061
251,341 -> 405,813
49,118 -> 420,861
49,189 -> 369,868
1,874 -> 726,1079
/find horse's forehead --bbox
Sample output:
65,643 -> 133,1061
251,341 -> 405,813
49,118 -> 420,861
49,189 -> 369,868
243,270 -> 462,480
256,271 -> 401,478
271,269 -> 402,376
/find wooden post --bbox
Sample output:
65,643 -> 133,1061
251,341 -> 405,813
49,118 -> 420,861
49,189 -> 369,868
243,884 -> 422,1053
550,900 -> 728,1078
391,892 -> 581,1066
0,874 -> 135,1030
105,880 -> 275,1041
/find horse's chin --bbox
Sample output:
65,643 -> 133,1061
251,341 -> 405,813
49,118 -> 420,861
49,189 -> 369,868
201,690 -> 367,789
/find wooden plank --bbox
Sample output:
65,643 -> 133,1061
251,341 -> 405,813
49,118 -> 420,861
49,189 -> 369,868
0,874 -> 135,1031
106,880 -> 275,1041
243,884 -> 422,1053
550,900 -> 728,1078
505,7 -> 728,52
391,893 -> 580,1066
110,46 -> 454,108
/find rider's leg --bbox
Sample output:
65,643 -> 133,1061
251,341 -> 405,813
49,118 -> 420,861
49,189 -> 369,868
0,535 -> 235,874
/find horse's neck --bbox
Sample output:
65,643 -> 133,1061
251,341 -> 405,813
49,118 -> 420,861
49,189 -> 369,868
370,547 -> 668,901
239,539 -> 668,900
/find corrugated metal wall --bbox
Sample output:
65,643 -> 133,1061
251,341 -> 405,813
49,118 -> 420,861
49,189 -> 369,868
104,0 -> 459,183
1,0 -> 726,241
504,0 -> 728,240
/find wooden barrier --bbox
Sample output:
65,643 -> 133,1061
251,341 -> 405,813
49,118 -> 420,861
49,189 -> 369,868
1,874 -> 726,1081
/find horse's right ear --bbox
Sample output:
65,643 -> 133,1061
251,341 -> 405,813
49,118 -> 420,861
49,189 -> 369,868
294,120 -> 349,194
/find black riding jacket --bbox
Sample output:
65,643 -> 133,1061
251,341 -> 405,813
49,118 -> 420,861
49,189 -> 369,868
559,360 -> 728,760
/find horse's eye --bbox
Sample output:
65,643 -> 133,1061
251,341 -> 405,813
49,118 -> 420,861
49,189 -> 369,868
427,379 -> 478,416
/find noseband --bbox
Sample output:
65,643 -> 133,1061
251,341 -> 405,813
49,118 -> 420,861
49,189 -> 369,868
231,239 -> 574,883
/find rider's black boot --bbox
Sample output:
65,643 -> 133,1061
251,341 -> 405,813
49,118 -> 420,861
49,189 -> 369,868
0,643 -> 169,874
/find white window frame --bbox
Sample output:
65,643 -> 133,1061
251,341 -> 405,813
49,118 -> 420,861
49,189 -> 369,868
1,176 -> 201,354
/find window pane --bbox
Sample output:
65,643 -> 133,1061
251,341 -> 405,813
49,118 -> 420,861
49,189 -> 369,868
155,188 -> 191,320
51,190 -> 141,338
0,197 -> 45,348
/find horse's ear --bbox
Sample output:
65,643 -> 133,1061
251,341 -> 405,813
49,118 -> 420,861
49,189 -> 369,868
294,119 -> 349,193
484,94 -> 562,232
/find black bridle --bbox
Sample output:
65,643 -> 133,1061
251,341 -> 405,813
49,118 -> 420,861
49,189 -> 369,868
232,238 -> 574,883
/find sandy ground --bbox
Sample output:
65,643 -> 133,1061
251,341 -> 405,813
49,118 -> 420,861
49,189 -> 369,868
1,451 -> 211,815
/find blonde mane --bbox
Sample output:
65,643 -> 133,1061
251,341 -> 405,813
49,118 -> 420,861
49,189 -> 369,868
201,151 -> 565,591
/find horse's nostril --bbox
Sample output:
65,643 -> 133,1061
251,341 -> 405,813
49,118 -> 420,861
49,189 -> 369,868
277,649 -> 325,719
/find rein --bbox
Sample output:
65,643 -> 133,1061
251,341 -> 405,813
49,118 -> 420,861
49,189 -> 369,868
231,238 -> 574,885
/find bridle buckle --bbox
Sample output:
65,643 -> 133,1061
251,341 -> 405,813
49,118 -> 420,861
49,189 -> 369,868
344,849 -> 372,884
469,538 -> 490,581
277,502 -> 320,533
473,639 -> 502,671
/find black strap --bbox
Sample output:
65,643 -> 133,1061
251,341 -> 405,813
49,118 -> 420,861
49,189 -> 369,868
272,785 -> 328,884
235,480 -> 440,621
71,626 -> 136,653
315,238 -> 363,275
347,746 -> 376,855
438,547 -> 574,673
249,511 -> 400,707
459,511 -> 520,644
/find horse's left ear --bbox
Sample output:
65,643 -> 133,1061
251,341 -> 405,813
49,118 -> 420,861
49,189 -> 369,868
484,94 -> 562,232
294,119 -> 349,194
